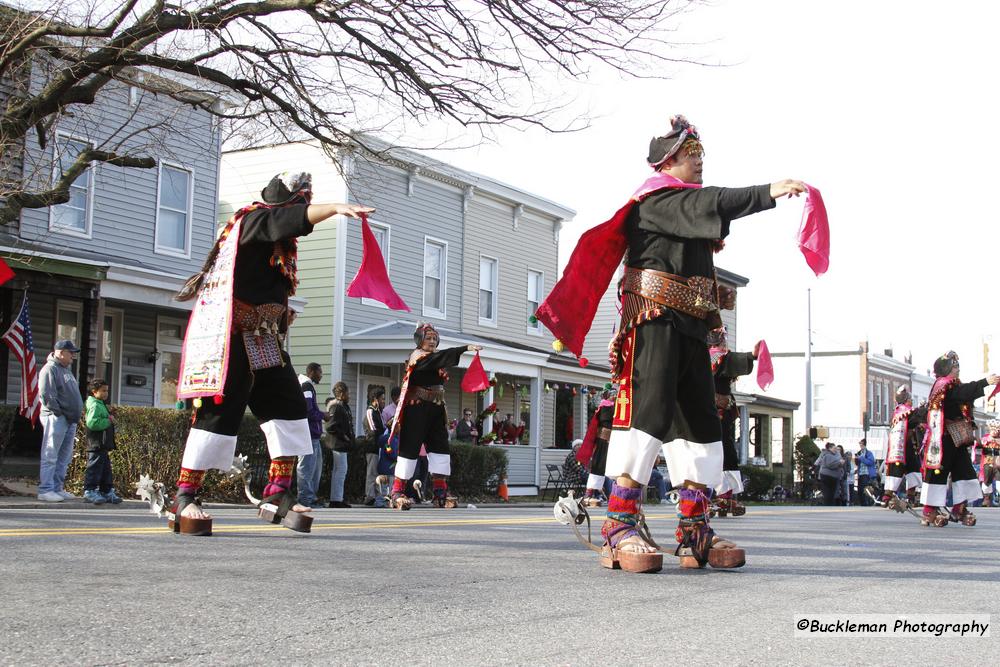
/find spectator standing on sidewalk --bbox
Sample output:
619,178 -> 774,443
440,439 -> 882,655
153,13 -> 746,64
37,340 -> 84,502
814,442 -> 844,506
82,379 -> 122,505
854,438 -> 876,506
325,382 -> 354,508
363,387 -> 387,505
296,363 -> 325,508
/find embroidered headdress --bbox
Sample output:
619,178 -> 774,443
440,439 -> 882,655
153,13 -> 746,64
413,322 -> 439,347
647,115 -> 703,169
933,351 -> 959,378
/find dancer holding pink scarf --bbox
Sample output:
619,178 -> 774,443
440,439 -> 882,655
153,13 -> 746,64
919,351 -> 998,527
170,172 -> 372,535
537,116 -> 806,572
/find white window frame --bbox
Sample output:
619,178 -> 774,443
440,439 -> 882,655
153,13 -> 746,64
55,299 -> 84,377
526,269 -> 544,335
100,307 -> 124,404
421,236 -> 448,320
153,316 -> 187,408
771,417 -> 784,464
48,133 -> 94,239
361,221 -> 391,309
478,254 -> 499,327
154,161 -> 195,258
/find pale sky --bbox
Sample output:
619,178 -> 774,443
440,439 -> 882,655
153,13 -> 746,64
421,0 -> 1000,382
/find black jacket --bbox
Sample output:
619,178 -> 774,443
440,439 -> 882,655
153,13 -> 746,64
324,398 -> 356,452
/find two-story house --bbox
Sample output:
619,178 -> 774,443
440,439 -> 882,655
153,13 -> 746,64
1,58 -> 225,444
219,138 -> 621,493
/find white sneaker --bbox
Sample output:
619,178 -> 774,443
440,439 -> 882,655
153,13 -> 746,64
56,490 -> 78,500
37,491 -> 65,502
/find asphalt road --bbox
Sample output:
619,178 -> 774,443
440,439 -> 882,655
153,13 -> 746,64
1,503 -> 997,666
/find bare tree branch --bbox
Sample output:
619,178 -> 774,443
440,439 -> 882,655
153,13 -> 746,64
1,0 -> 710,223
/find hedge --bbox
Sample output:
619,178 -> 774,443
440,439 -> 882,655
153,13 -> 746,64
55,406 -> 507,503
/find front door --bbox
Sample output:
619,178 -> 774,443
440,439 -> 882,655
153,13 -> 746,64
154,317 -> 186,408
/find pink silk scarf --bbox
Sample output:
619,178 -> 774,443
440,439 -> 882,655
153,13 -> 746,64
755,339 -> 773,391
346,213 -> 410,312
798,184 -> 830,277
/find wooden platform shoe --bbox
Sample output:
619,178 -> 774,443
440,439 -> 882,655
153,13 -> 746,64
258,491 -> 313,533
167,495 -> 213,536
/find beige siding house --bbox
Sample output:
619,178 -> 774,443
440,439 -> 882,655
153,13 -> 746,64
220,138 -> 622,493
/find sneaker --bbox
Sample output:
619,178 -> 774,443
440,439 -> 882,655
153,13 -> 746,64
104,489 -> 124,504
83,490 -> 107,505
37,491 -> 65,502
56,490 -> 78,500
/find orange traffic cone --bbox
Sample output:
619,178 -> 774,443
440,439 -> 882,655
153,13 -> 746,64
498,475 -> 509,502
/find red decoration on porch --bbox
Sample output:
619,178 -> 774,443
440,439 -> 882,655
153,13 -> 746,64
0,258 -> 14,286
461,352 -> 490,393
346,213 -> 410,311
578,356 -> 589,368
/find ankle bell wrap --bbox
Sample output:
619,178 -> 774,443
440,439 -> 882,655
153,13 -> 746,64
263,457 -> 295,497
391,477 -> 407,495
602,483 -> 643,546
177,468 -> 206,495
677,487 -> 710,523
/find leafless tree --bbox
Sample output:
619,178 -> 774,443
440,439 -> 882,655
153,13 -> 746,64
0,0 -> 705,224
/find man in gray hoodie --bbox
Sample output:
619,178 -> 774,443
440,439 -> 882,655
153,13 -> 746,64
37,340 -> 84,502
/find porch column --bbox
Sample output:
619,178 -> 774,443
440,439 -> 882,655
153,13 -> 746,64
575,390 -> 587,443
738,405 -> 750,464
530,369 -> 542,488
484,371 -> 495,435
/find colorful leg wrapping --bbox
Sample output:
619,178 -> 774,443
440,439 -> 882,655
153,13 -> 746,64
432,477 -> 448,500
391,477 -> 407,497
263,458 -> 295,498
177,468 -> 206,496
675,487 -> 715,563
601,483 -> 642,547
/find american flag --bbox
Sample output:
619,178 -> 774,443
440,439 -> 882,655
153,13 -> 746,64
2,294 -> 41,424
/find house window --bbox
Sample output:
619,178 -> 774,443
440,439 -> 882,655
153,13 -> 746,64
361,222 -> 390,308
56,300 -> 83,376
479,256 -> 498,325
771,417 -> 784,464
100,309 -> 123,403
422,237 -> 447,318
50,136 -> 93,235
867,379 -> 873,423
527,270 -> 543,334
155,163 -> 193,255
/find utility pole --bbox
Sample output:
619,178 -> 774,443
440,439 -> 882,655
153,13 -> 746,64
805,289 -> 812,431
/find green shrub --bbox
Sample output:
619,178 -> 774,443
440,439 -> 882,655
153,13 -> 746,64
794,434 -> 821,497
61,407 -> 508,504
739,464 -> 777,500
0,404 -> 16,465
65,406 -> 270,503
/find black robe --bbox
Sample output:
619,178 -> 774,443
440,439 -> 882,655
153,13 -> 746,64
615,185 -> 774,446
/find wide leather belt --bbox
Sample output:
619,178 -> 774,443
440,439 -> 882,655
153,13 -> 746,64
233,299 -> 285,335
598,427 -> 612,441
411,386 -> 445,405
622,267 -> 719,320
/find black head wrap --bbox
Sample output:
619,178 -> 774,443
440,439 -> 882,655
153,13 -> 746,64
261,171 -> 312,205
647,115 -> 702,169
933,351 -> 959,378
